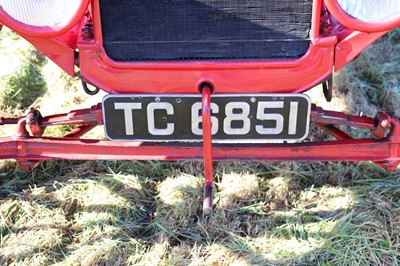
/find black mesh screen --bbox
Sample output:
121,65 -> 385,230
100,0 -> 312,62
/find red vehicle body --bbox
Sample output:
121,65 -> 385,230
0,0 -> 399,211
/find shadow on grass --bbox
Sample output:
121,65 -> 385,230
1,160 -> 399,265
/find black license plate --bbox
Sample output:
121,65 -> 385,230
102,94 -> 311,143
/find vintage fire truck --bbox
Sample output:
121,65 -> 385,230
0,0 -> 399,212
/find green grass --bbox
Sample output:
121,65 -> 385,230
0,30 -> 47,116
1,161 -> 400,265
1,29 -> 400,265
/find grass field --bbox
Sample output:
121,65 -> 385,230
0,28 -> 400,265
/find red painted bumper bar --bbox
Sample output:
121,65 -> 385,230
0,136 -> 397,162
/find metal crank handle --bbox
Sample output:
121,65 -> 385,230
201,83 -> 214,215
203,184 -> 213,215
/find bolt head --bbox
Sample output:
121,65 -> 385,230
381,120 -> 390,128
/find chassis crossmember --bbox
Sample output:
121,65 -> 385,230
1,99 -> 399,170
1,90 -> 400,211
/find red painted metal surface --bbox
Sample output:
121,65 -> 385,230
334,31 -> 388,71
201,86 -> 213,186
63,125 -> 97,139
0,104 -> 398,171
311,105 -> 375,129
21,36 -> 77,76
74,0 -> 394,94
78,37 -> 336,94
41,104 -> 103,126
201,85 -> 214,214
1,103 -> 379,139
77,0 -> 336,94
0,0 -> 399,172
0,134 -> 398,170
317,124 -> 353,140
0,0 -> 393,94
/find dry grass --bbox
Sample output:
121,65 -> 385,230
0,28 -> 400,265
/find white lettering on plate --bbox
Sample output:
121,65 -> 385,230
114,102 -> 142,135
147,102 -> 175,135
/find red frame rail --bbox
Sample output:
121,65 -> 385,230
0,103 -> 399,172
0,136 -> 397,165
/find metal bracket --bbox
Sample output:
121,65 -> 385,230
26,108 -> 44,137
322,75 -> 333,102
372,109 -> 391,139
81,79 -> 100,96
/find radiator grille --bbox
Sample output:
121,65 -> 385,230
100,0 -> 313,62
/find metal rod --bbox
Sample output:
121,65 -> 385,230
41,104 -> 102,126
311,105 -> 375,129
201,85 -> 213,214
0,117 -> 19,125
317,124 -> 353,140
63,125 -> 97,138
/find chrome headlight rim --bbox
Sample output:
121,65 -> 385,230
324,0 -> 400,32
0,0 -> 90,37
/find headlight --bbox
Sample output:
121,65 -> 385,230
337,0 -> 400,23
0,0 -> 81,27
325,0 -> 400,32
0,0 -> 89,37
